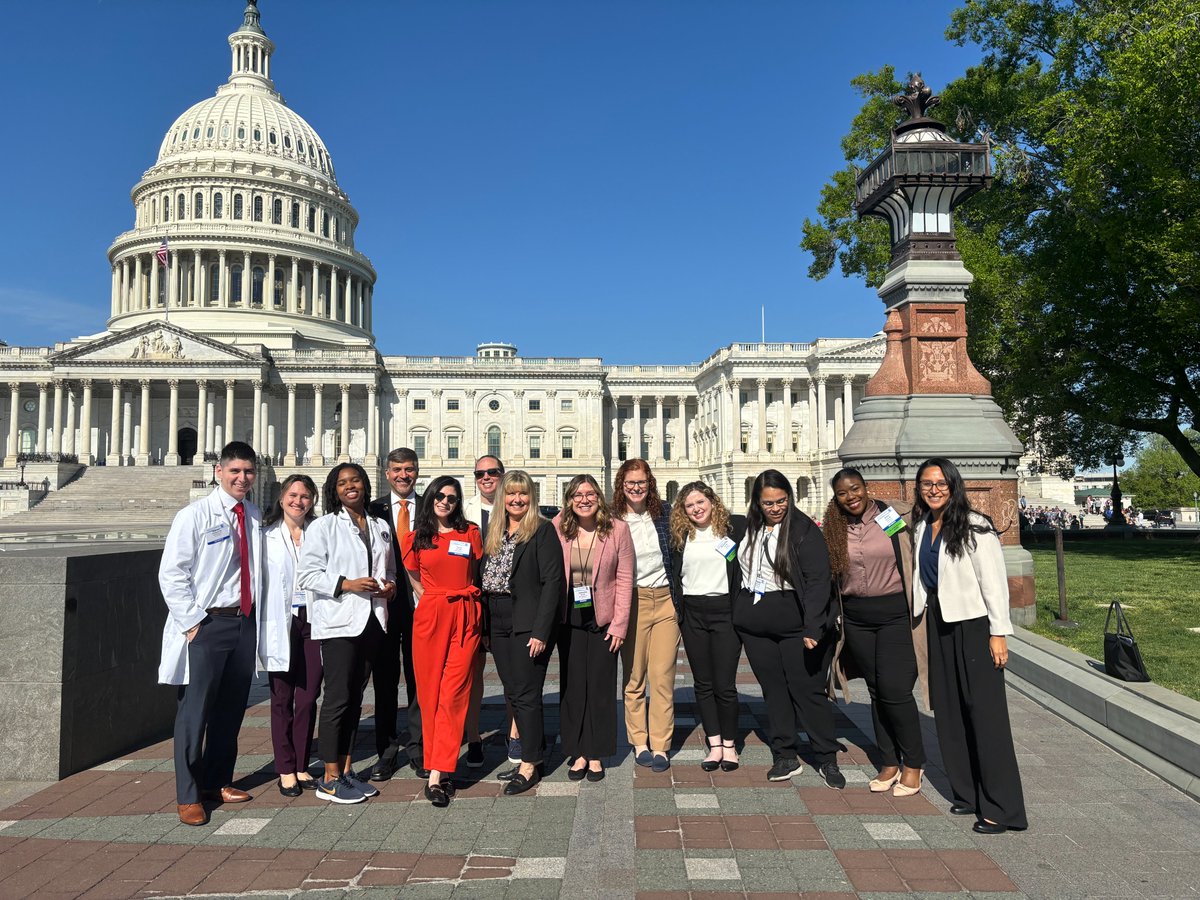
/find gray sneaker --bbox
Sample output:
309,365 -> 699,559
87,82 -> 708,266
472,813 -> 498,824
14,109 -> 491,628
316,774 -> 367,804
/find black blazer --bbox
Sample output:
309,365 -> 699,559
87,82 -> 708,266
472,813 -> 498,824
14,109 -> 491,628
482,518 -> 565,642
668,514 -> 748,614
782,509 -> 834,641
368,492 -> 421,608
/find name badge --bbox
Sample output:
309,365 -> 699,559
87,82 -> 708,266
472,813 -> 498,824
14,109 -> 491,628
715,536 -> 738,561
292,590 -> 308,609
753,575 -> 767,605
448,539 -> 472,557
573,585 -> 594,609
873,506 -> 906,537
205,522 -> 231,545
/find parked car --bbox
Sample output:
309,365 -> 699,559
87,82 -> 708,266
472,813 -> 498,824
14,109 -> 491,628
1142,509 -> 1176,528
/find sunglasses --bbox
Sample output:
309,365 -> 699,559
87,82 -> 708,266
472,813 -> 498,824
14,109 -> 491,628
474,468 -> 503,479
433,492 -> 459,505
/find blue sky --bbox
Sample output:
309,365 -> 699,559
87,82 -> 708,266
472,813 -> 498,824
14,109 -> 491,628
1,0 -> 981,362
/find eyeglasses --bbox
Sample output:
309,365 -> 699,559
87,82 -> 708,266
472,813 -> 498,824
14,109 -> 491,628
760,498 -> 791,509
919,480 -> 950,492
474,468 -> 503,479
623,479 -> 648,489
433,492 -> 459,505
572,492 -> 599,502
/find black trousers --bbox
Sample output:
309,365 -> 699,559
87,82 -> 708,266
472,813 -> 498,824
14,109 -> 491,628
679,594 -> 742,740
318,615 -> 383,763
736,590 -> 839,764
487,593 -> 550,763
842,592 -> 926,768
368,596 -> 422,760
558,623 -> 618,759
927,590 -> 1027,828
174,612 -> 256,804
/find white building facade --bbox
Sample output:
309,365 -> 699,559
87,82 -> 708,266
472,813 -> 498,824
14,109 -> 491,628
0,2 -> 882,516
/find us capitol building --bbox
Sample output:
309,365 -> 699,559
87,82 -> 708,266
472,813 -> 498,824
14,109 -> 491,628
0,2 -> 882,516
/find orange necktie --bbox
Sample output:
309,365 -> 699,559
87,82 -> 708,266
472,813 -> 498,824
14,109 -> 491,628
396,499 -> 410,542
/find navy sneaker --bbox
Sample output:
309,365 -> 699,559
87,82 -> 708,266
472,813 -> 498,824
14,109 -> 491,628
315,774 -> 367,804
507,737 -> 523,765
345,770 -> 380,798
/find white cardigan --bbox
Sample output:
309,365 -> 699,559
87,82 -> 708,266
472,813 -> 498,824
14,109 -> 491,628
297,509 -> 395,640
912,513 -> 1013,636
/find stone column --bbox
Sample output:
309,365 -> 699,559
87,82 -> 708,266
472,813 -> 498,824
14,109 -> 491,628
654,395 -> 665,462
729,379 -> 742,455
251,380 -> 263,450
609,396 -> 620,462
842,375 -> 855,439
261,391 -> 271,459
149,254 -> 160,310
110,265 -> 119,317
33,383 -> 47,454
781,380 -> 793,454
312,261 -> 321,316
197,380 -> 209,462
366,384 -> 378,463
284,383 -> 297,465
756,378 -> 768,453
546,390 -> 558,459
816,376 -> 828,452
5,382 -> 20,465
63,387 -> 76,456
289,257 -> 299,312
105,381 -> 122,466
166,379 -> 180,465
168,252 -> 179,308
241,251 -> 252,305
224,379 -> 236,446
343,271 -> 353,324
396,388 -> 409,451
513,391 -> 525,453
133,255 -> 144,310
631,395 -> 641,460
193,250 -> 203,306
329,265 -> 339,320
464,390 -> 476,460
339,383 -> 351,461
681,397 -> 691,461
218,249 -> 229,307
78,380 -> 93,463
137,379 -> 151,465
834,395 -> 844,447
267,254 -> 277,307
312,384 -> 325,465
50,380 -> 64,456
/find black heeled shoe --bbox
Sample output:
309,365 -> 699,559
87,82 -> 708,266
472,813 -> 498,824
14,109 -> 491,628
424,783 -> 449,807
720,741 -> 740,772
503,767 -> 542,796
701,737 -> 722,772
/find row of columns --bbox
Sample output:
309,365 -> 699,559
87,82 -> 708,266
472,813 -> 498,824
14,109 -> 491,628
607,394 -> 693,463
111,251 -> 372,331
2,379 -> 380,468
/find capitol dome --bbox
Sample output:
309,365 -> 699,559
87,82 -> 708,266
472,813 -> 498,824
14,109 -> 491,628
106,0 -> 376,349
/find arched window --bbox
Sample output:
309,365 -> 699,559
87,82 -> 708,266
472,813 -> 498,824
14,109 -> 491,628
321,212 -> 329,237
151,197 -> 157,222
274,269 -> 284,306
231,265 -> 243,303
253,126 -> 262,142
487,425 -> 502,459
233,194 -> 243,220
272,198 -> 282,224
194,192 -> 204,218
163,195 -> 170,221
209,264 -> 220,302
298,138 -> 305,155
283,134 -> 292,150
213,192 -> 223,219
251,267 -> 264,304
221,122 -> 230,139
268,130 -> 277,146
253,196 -> 263,222
192,126 -> 200,139
177,193 -> 185,217
290,202 -> 300,228
206,125 -> 214,139
307,207 -> 315,232
237,124 -> 246,140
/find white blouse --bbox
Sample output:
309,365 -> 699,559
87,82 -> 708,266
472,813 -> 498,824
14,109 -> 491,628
738,526 -> 792,593
625,511 -> 669,589
680,525 -> 731,596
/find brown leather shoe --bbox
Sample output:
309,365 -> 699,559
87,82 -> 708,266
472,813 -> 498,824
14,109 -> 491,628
203,785 -> 251,803
178,803 -> 208,826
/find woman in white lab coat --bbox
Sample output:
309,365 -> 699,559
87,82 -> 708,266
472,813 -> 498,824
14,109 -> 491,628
298,463 -> 397,805
262,474 -> 321,798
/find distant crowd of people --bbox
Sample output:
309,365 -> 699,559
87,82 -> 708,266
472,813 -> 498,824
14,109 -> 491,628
1020,494 -> 1176,530
158,443 -> 1026,836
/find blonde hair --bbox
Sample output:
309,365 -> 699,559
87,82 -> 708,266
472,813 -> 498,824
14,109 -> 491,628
558,474 -> 614,540
669,481 -> 731,550
484,470 -> 543,555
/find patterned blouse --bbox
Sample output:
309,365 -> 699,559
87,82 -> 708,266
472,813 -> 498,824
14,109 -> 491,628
482,531 -> 517,594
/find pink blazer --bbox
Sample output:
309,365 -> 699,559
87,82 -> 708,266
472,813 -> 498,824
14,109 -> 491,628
552,514 -> 634,639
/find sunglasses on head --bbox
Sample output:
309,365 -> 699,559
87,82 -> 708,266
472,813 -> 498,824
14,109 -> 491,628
433,491 -> 459,505
474,467 -> 503,479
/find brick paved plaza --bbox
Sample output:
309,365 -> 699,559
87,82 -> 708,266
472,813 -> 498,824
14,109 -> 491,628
2,650 -> 1199,898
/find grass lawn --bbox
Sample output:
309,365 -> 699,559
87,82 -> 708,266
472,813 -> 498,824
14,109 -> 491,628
1025,537 -> 1200,701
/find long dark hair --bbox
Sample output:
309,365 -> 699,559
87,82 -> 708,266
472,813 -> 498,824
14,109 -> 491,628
413,475 -> 469,551
321,463 -> 375,518
823,467 -> 866,577
263,473 -> 318,527
745,469 -> 799,587
911,457 -> 995,558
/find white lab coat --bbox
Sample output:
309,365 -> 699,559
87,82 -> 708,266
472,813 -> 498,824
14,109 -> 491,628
912,513 -> 1013,636
298,509 -> 396,640
157,488 -> 265,685
260,521 -> 316,672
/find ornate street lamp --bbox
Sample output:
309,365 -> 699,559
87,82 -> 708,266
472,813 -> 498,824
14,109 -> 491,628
1105,450 -> 1125,525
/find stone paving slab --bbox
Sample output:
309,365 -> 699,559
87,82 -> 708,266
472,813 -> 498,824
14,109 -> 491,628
1,648 -> 1199,897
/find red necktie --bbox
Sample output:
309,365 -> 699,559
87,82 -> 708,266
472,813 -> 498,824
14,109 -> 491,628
233,501 -> 252,616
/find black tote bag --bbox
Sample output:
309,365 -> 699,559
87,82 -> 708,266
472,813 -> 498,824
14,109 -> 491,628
1103,601 -> 1150,682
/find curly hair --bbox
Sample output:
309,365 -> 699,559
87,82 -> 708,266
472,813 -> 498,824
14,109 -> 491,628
321,463 -> 375,518
669,481 -> 731,550
610,458 -> 664,519
823,468 -> 867,577
413,475 -> 470,551
558,474 -> 614,540
911,457 -> 995,558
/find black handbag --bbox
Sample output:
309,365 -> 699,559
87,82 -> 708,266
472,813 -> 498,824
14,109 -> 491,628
1103,601 -> 1150,682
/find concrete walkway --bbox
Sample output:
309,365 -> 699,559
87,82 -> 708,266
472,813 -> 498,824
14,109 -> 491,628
2,650 -> 1198,898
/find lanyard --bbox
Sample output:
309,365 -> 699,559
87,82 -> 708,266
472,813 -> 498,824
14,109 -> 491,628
573,531 -> 597,589
282,525 -> 303,594
753,527 -> 776,586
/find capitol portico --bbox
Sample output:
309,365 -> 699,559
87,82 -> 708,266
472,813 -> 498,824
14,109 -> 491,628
0,1 -> 884,518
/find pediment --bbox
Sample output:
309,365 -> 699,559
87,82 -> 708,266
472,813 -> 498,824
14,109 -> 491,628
818,336 -> 886,360
51,322 -> 260,364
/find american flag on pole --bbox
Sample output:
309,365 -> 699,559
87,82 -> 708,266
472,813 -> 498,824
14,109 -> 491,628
156,239 -> 169,267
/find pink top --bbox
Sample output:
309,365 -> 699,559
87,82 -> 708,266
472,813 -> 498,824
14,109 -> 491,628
840,517 -> 904,598
552,515 -> 634,639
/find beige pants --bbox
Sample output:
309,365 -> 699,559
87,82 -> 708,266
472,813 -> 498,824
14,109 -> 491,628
622,585 -> 680,751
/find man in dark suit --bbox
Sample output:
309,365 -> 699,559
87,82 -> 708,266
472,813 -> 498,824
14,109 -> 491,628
367,447 -> 425,779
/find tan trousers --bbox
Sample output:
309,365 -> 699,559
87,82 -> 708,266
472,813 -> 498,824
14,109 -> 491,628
622,585 -> 680,751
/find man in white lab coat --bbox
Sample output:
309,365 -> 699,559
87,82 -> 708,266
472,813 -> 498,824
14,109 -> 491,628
159,441 -> 264,826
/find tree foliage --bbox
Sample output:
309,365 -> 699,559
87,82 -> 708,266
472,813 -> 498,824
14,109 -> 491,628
1121,432 -> 1200,510
801,0 -> 1200,477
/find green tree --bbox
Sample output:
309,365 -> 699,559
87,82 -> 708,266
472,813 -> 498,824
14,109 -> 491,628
1121,432 -> 1200,510
801,0 -> 1200,478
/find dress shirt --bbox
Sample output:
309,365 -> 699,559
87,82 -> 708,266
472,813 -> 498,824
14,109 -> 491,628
841,517 -> 904,598
214,487 -> 250,608
738,526 -> 792,593
625,511 -> 669,588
